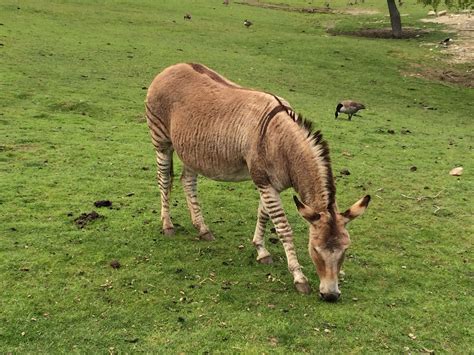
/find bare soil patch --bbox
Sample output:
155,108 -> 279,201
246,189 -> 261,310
236,0 -> 333,14
236,0 -> 379,15
403,65 -> 474,88
328,27 -> 428,39
343,8 -> 379,15
421,13 -> 474,64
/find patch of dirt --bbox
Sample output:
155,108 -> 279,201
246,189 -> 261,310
421,13 -> 474,64
74,211 -> 102,228
328,27 -> 428,39
403,65 -> 474,88
236,0 -> 379,15
343,7 -> 379,15
236,0 -> 333,14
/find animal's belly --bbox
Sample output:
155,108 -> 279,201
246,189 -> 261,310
170,111 -> 253,182
200,167 -> 251,182
174,142 -> 251,182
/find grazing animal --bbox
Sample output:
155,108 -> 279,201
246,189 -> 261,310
335,100 -> 366,120
244,19 -> 253,28
184,13 -> 192,20
145,63 -> 370,301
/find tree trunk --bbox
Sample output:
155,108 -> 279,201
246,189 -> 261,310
387,0 -> 402,38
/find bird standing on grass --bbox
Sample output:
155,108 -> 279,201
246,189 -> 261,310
335,100 -> 366,120
244,19 -> 253,28
184,14 -> 192,20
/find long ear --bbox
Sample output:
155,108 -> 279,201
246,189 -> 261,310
342,195 -> 371,224
293,196 -> 321,224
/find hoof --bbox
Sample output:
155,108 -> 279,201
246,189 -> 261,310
295,282 -> 311,295
199,231 -> 215,241
257,255 -> 273,264
163,228 -> 175,236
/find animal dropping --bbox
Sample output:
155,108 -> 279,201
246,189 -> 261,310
145,63 -> 370,301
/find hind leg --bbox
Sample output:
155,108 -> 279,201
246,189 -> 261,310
180,167 -> 214,241
156,149 -> 175,235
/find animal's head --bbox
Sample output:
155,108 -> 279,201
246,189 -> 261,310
293,195 -> 371,302
334,103 -> 343,118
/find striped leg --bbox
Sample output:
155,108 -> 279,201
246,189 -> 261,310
146,105 -> 175,235
156,149 -> 175,235
252,199 -> 273,264
180,168 -> 214,241
258,185 -> 311,294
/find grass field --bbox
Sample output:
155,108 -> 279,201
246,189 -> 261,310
1,0 -> 473,353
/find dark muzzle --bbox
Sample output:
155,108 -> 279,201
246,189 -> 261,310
320,292 -> 340,302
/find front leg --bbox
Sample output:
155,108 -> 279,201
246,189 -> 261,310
252,199 -> 273,264
257,185 -> 311,294
180,168 -> 214,241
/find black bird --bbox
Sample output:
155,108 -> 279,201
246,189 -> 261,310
440,37 -> 453,46
244,19 -> 253,28
184,14 -> 192,20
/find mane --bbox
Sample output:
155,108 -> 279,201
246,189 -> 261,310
285,107 -> 336,211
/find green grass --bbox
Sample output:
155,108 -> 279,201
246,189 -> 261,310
1,0 -> 473,352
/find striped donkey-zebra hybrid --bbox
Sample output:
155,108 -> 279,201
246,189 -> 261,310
145,63 -> 370,302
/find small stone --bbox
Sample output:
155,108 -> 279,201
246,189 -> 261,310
449,167 -> 463,176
